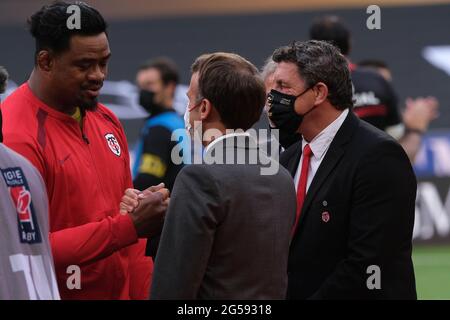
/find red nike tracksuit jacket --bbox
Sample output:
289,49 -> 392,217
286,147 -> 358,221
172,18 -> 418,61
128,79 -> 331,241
1,83 -> 152,299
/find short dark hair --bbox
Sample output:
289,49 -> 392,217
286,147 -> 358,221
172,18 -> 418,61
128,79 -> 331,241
272,40 -> 353,110
309,15 -> 351,56
191,52 -> 265,131
0,66 -> 8,94
28,1 -> 107,64
138,57 -> 179,85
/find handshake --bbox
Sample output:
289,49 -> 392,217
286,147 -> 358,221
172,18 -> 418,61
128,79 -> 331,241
119,183 -> 170,238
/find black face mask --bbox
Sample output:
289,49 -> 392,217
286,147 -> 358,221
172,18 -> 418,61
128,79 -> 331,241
139,89 -> 165,116
267,88 -> 314,135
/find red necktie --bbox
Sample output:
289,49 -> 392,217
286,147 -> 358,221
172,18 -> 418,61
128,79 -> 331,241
291,144 -> 312,237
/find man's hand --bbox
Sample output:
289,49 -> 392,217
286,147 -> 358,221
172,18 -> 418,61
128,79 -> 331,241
119,183 -> 170,237
403,96 -> 439,132
120,183 -> 166,214
120,188 -> 140,214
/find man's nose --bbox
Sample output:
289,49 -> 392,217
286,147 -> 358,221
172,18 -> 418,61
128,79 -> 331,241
88,65 -> 106,83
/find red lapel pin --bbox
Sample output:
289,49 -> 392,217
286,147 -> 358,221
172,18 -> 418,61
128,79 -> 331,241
322,211 -> 330,223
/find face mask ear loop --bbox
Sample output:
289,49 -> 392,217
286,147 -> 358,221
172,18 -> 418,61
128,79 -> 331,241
294,85 -> 313,99
189,98 -> 203,112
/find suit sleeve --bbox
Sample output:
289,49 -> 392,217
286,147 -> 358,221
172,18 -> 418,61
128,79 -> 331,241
150,165 -> 223,299
5,130 -> 140,268
310,141 -> 417,299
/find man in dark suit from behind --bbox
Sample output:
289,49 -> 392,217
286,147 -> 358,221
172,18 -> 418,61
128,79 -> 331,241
150,52 -> 297,299
267,40 -> 417,299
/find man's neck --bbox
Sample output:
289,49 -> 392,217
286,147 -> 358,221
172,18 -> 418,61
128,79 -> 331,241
28,70 -> 75,115
299,104 -> 344,142
201,122 -> 227,148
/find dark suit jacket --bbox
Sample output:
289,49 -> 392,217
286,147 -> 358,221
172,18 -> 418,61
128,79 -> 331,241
280,111 -> 417,299
151,135 -> 297,299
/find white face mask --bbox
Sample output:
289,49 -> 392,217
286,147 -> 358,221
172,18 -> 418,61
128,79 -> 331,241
185,100 -> 203,139
184,103 -> 192,137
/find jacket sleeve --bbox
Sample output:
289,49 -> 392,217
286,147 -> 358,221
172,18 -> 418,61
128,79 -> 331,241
49,214 -> 138,267
150,165 -> 223,299
4,135 -> 47,179
5,131 -> 140,268
310,141 -> 417,299
128,238 -> 153,299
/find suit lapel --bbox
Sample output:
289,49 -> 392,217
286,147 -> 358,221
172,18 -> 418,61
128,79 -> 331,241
297,145 -> 344,227
293,111 -> 360,236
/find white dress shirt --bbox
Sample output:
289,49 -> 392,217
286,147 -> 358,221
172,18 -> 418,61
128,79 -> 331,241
294,109 -> 349,192
204,131 -> 251,154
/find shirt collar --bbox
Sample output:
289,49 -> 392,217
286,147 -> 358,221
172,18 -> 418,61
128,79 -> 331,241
302,109 -> 349,160
205,131 -> 251,154
24,82 -> 82,123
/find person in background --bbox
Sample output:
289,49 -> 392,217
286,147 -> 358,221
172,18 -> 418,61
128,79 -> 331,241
137,59 -> 187,116
309,16 -> 394,130
133,57 -> 186,192
133,57 -> 188,259
358,59 -> 439,162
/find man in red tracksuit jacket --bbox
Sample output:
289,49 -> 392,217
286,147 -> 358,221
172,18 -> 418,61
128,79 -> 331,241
1,2 -> 167,299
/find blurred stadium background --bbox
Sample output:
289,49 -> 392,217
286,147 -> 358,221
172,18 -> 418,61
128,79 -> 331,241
1,0 -> 450,299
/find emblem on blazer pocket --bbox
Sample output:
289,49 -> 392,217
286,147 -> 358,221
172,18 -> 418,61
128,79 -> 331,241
321,211 -> 330,223
105,133 -> 121,157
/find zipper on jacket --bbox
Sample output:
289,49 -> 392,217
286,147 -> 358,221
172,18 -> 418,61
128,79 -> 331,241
82,132 -> 90,144
80,110 -> 90,144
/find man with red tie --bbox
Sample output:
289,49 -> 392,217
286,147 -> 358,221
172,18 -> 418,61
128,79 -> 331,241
267,40 -> 417,299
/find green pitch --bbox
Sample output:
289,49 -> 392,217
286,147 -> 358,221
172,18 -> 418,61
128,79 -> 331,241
413,245 -> 450,300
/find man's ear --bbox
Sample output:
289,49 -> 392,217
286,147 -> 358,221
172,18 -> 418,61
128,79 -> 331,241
313,82 -> 329,106
199,98 -> 213,121
36,50 -> 53,73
